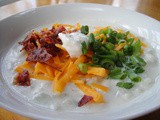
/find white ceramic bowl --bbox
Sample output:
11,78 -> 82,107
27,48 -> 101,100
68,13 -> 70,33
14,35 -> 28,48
0,3 -> 160,120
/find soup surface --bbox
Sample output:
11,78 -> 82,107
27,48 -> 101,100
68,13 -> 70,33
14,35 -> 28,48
2,24 -> 159,112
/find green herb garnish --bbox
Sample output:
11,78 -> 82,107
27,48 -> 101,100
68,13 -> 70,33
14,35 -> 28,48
103,42 -> 115,50
81,25 -> 89,35
134,66 -> 145,74
123,44 -> 134,56
130,55 -> 146,66
126,69 -> 141,82
81,41 -> 87,55
132,40 -> 141,56
125,31 -> 130,36
116,82 -> 134,89
78,63 -> 88,74
100,58 -> 115,70
80,26 -> 147,89
109,68 -> 127,80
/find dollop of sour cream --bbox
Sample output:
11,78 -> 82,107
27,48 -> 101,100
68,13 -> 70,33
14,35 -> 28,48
58,31 -> 89,58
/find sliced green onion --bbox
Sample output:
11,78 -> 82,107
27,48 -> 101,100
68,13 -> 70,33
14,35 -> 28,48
96,54 -> 117,61
134,66 -> 145,73
116,32 -> 125,39
92,41 -> 102,52
132,40 -> 141,56
78,63 -> 88,74
115,61 -> 123,67
110,67 -> 121,73
126,70 -> 141,82
116,82 -> 134,89
89,33 -> 95,43
103,42 -> 115,50
117,51 -> 124,57
118,40 -> 126,44
130,55 -> 146,66
116,51 -> 125,67
107,31 -> 118,44
125,31 -> 130,36
81,41 -> 88,55
123,44 -> 134,56
81,25 -> 89,35
97,38 -> 103,42
109,68 -> 127,80
126,38 -> 134,45
105,27 -> 112,34
110,31 -> 117,37
99,46 -> 108,52
92,55 -> 100,64
100,58 -> 115,70
125,62 -> 135,69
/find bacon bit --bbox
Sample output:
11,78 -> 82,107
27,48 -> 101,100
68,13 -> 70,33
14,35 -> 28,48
85,50 -> 94,58
78,95 -> 93,107
19,26 -> 66,63
13,70 -> 30,86
19,31 -> 39,52
26,48 -> 61,71
26,48 -> 52,63
39,37 -> 62,56
55,25 -> 66,34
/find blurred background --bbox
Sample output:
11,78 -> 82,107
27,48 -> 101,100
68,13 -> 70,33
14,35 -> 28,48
0,0 -> 160,21
0,0 -> 160,120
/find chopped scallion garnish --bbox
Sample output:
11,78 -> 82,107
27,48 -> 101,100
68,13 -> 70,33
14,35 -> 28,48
126,70 -> 141,82
116,82 -> 134,89
81,25 -> 89,35
80,26 -> 147,89
78,63 -> 88,74
81,41 -> 88,55
109,68 -> 127,80
130,55 -> 146,66
132,40 -> 141,56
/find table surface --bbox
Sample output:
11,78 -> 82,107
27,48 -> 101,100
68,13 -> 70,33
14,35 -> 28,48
0,0 -> 160,120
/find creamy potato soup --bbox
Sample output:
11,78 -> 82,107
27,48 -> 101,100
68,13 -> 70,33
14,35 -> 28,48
2,24 -> 159,112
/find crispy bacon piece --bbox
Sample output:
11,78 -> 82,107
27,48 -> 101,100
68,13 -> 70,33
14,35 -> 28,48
54,25 -> 66,34
78,95 -> 93,107
39,37 -> 62,56
19,31 -> 39,52
19,26 -> 66,63
26,48 -> 52,63
13,70 -> 30,86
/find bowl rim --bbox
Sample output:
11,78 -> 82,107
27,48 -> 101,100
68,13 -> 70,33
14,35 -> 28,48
0,3 -> 160,120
